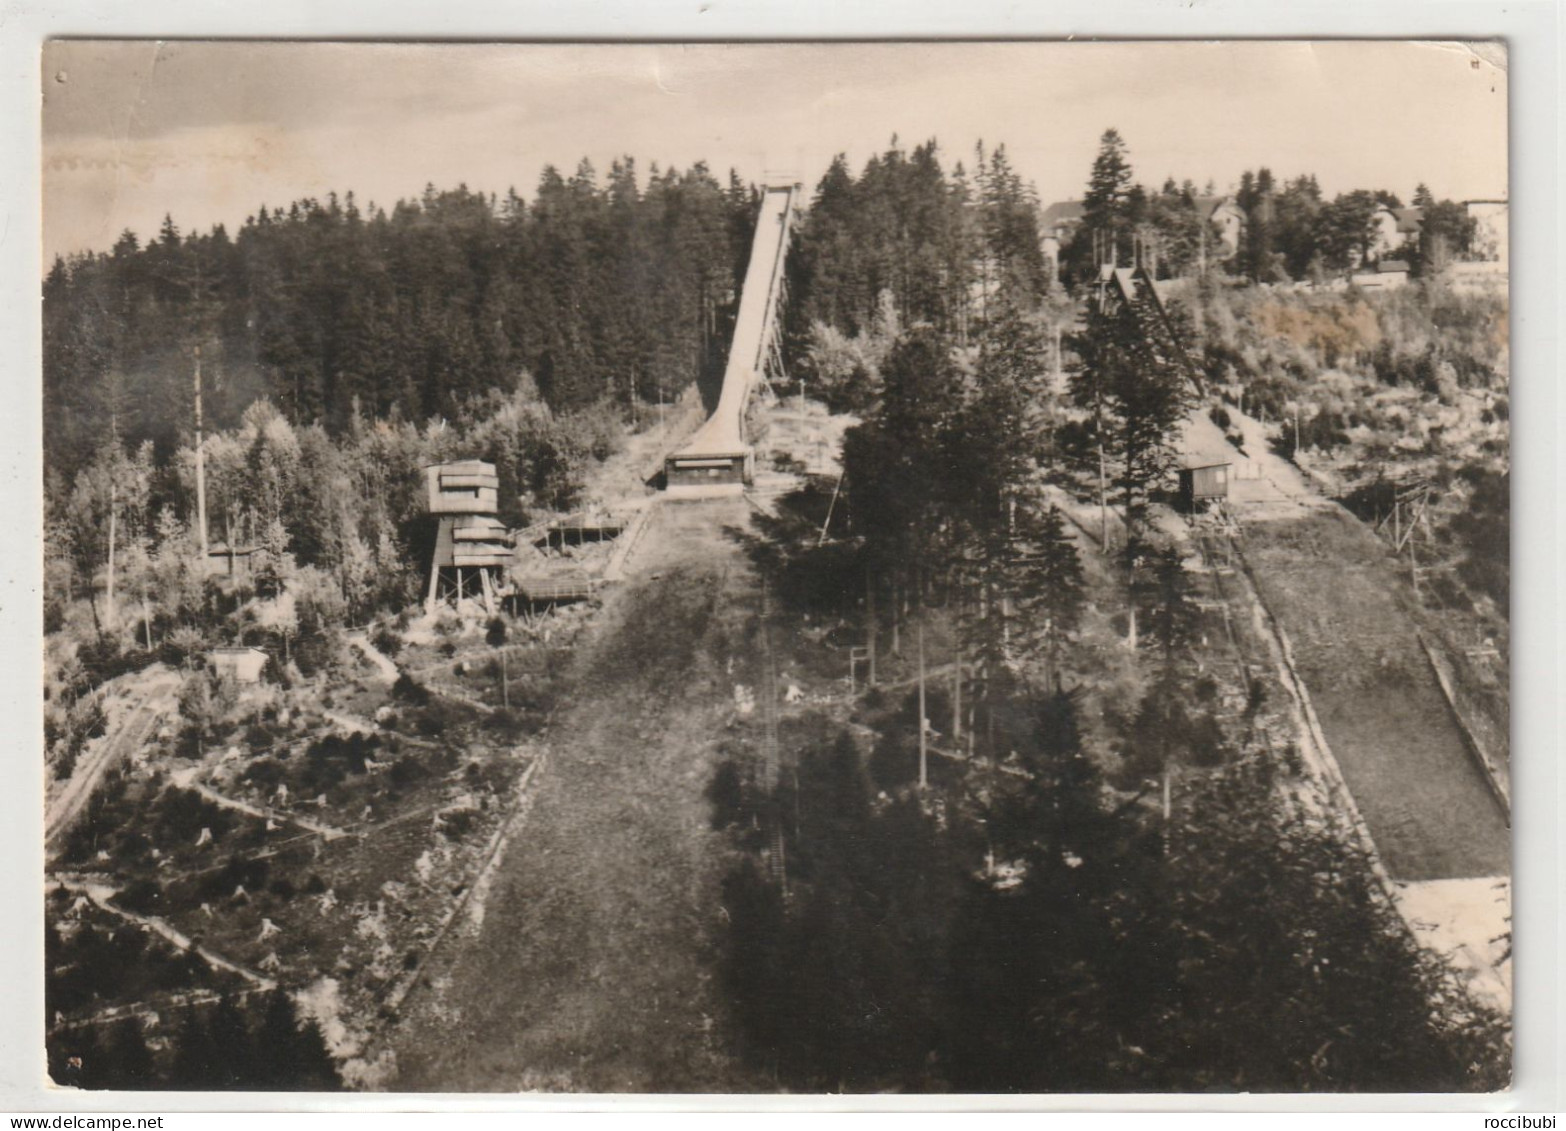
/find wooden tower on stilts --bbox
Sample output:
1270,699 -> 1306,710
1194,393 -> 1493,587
424,461 -> 512,615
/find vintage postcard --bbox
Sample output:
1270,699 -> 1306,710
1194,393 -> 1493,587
40,40 -> 1510,1094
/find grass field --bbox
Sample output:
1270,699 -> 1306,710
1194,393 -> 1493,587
1238,507 -> 1509,882
389,498 -> 772,1092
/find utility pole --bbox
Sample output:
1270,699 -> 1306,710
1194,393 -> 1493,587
105,480 -> 117,626
819,470 -> 844,546
1098,441 -> 1109,550
865,569 -> 878,688
951,643 -> 962,742
1409,523 -> 1420,598
917,617 -> 928,791
194,346 -> 209,560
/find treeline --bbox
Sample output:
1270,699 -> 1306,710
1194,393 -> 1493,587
45,159 -> 745,660
785,139 -> 1048,351
48,989 -> 339,1091
46,136 -> 1061,672
45,137 -> 1052,504
1230,175 -> 1475,283
837,277 -> 1193,724
46,389 -> 612,676
45,159 -> 755,492
715,692 -> 1508,1092
1060,129 -> 1480,285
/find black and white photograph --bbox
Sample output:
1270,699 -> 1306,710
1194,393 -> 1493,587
37,39 -> 1515,1096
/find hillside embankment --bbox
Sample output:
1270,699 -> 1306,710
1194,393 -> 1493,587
391,498 -> 772,1092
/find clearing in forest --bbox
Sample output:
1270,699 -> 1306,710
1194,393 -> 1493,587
389,498 -> 770,1092
1238,506 -> 1509,882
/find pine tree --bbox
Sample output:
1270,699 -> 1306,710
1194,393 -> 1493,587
1158,758 -> 1510,1091
843,325 -> 964,638
1067,128 -> 1135,279
1068,282 -> 1193,553
1083,129 -> 1134,232
944,686 -> 1154,1092
169,1006 -> 213,1088
1273,175 -> 1325,280
1316,190 -> 1383,274
1135,541 -> 1199,670
200,993 -> 254,1089
102,1016 -> 158,1090
1237,167 -> 1280,281
254,989 -> 340,1090
1034,506 -> 1085,687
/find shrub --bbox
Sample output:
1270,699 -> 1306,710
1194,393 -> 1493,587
483,707 -> 535,742
298,732 -> 379,793
391,673 -> 431,706
371,627 -> 403,658
388,754 -> 427,787
706,759 -> 747,830
242,758 -> 286,791
115,879 -> 164,915
196,856 -> 270,902
153,787 -> 236,846
411,698 -> 471,737
438,809 -> 478,839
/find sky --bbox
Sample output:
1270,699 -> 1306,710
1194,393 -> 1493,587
40,40 -> 1509,264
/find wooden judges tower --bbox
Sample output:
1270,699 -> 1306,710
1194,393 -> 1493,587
424,460 -> 513,615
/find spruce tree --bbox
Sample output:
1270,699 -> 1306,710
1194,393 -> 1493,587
1034,506 -> 1085,688
1083,129 -> 1134,232
202,994 -> 255,1089
1069,127 -> 1135,278
169,1006 -> 212,1089
103,1016 -> 158,1090
254,989 -> 340,1091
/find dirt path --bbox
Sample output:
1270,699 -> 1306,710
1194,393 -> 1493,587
346,633 -> 400,684
50,875 -> 276,990
389,498 -> 768,1092
166,771 -> 347,841
46,668 -> 180,854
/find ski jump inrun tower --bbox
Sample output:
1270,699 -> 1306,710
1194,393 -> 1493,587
664,183 -> 800,497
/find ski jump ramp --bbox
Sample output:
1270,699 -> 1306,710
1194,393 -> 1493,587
665,184 -> 799,497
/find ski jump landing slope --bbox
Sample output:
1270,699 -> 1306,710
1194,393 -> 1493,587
665,184 -> 797,497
